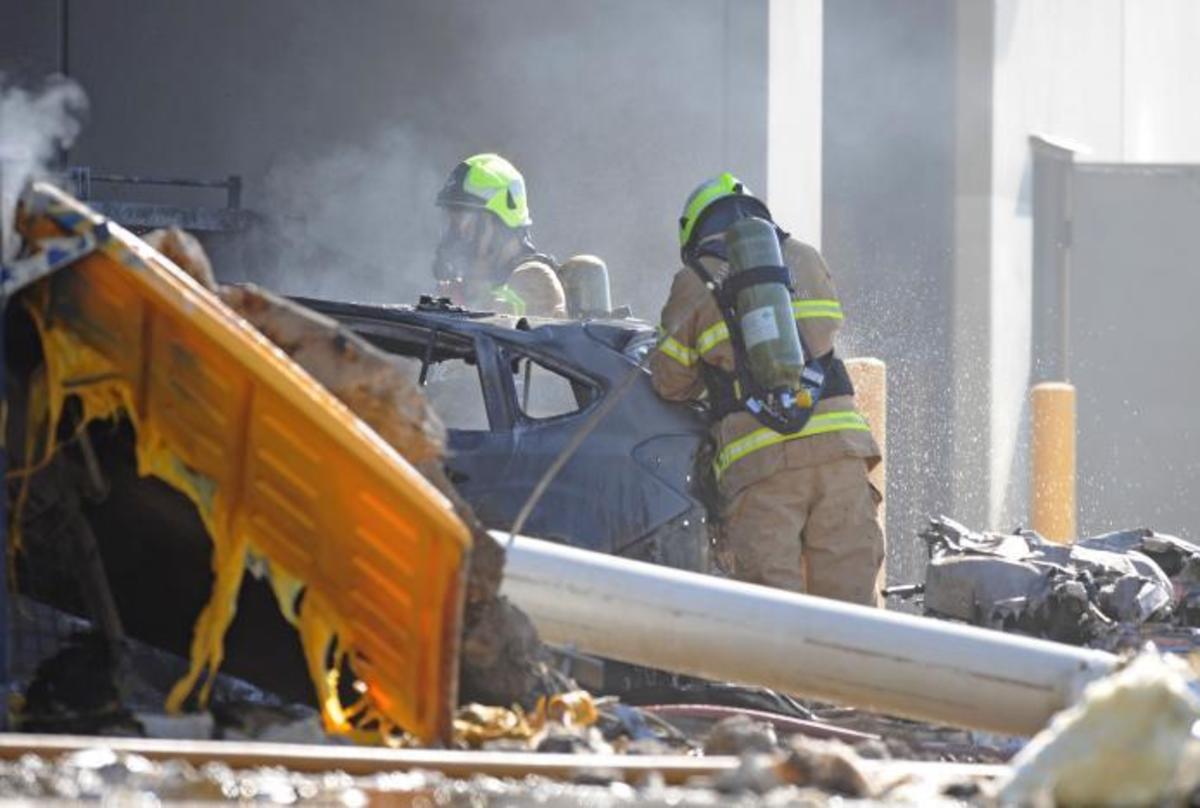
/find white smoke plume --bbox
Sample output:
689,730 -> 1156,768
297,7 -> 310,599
216,125 -> 443,303
0,75 -> 88,261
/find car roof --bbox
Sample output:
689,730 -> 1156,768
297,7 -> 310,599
295,295 -> 649,335
293,295 -> 656,364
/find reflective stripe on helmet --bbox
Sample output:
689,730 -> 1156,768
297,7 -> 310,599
712,410 -> 871,478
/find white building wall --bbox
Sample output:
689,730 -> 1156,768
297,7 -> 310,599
985,0 -> 1200,526
1122,2 -> 1200,162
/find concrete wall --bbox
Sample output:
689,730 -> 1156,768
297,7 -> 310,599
2,0 -> 774,314
1068,165 -> 1200,537
980,0 -> 1200,528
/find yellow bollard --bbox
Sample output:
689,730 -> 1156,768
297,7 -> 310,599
846,359 -> 887,597
1031,382 -> 1077,542
846,358 -> 887,515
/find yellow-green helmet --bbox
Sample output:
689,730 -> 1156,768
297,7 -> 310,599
679,172 -> 772,254
437,153 -> 532,229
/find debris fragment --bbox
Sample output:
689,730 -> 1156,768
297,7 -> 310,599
453,690 -> 602,750
997,648 -> 1200,806
903,516 -> 1198,646
773,735 -> 874,798
18,632 -> 139,736
702,714 -> 777,756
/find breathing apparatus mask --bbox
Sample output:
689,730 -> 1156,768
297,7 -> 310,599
433,208 -> 502,284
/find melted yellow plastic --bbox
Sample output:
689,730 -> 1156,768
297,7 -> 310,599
451,691 -> 600,749
15,186 -> 470,743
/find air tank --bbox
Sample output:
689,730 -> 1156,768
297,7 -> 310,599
724,217 -> 805,392
559,255 -> 612,318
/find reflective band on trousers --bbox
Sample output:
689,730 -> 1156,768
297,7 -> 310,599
713,410 -> 871,478
695,299 -> 844,357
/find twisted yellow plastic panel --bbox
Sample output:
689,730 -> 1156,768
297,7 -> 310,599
17,184 -> 469,744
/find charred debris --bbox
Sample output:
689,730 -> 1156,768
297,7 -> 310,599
889,516 -> 1200,650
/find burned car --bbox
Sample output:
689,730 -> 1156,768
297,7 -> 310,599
298,296 -> 714,572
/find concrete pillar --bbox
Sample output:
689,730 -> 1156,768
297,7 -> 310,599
950,1 -> 995,527
767,0 -> 822,245
721,0 -> 770,194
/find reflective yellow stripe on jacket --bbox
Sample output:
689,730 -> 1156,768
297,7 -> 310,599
713,410 -> 871,478
658,331 -> 699,366
792,299 -> 844,320
695,299 -> 843,357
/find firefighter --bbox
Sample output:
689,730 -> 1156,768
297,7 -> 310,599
649,173 -> 884,606
433,153 -> 566,318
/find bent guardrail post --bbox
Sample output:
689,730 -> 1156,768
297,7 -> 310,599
499,533 -> 1118,737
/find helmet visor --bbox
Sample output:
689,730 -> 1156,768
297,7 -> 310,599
433,209 -> 487,281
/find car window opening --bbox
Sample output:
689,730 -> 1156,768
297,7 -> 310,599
513,355 -> 597,420
423,357 -> 490,431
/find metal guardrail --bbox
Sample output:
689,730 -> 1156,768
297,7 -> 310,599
67,167 -> 250,233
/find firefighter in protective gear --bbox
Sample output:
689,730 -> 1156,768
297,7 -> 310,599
649,173 -> 885,606
433,153 -> 566,318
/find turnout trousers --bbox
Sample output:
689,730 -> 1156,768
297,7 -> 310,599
720,456 -> 885,607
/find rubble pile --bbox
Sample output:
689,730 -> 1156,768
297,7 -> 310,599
0,729 -> 999,806
896,516 -> 1200,648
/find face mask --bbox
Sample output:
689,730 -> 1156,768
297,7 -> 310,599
431,209 -> 501,284
432,209 -> 471,281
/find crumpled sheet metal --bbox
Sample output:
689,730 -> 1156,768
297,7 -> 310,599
13,184 -> 470,744
917,517 -> 1193,644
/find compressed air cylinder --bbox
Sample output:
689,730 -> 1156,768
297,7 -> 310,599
724,217 -> 805,391
559,255 -> 612,319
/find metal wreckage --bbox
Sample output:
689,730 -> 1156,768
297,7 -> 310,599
0,182 -> 720,744
889,516 -> 1200,650
10,183 -> 1200,804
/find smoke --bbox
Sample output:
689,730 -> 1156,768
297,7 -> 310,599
0,75 -> 88,261
225,125 -> 443,303
822,1 -> 962,585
